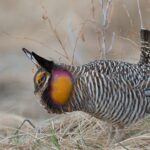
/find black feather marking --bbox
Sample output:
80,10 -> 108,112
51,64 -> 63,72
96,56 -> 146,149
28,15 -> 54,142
32,52 -> 54,72
139,28 -> 150,64
141,29 -> 150,43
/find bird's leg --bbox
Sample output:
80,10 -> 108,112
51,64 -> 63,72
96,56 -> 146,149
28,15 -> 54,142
106,125 -> 116,145
113,125 -> 125,143
107,125 -> 125,145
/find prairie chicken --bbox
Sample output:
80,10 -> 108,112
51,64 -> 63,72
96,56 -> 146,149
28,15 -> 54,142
22,29 -> 150,143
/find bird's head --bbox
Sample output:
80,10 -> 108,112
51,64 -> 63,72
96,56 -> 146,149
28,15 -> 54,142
22,48 -> 74,113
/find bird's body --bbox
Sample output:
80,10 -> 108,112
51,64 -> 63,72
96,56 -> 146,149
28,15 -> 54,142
44,60 -> 150,126
70,69 -> 150,126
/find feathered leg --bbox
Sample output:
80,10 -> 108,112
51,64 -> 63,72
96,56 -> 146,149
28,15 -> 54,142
107,125 -> 125,145
107,125 -> 115,145
113,125 -> 125,143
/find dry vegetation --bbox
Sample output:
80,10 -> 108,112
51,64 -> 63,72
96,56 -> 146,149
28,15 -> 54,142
0,0 -> 150,149
1,112 -> 150,150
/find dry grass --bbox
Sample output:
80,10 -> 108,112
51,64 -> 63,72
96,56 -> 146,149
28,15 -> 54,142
0,112 -> 150,150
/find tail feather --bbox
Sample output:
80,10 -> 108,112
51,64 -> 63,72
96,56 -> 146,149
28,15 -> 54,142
139,28 -> 150,64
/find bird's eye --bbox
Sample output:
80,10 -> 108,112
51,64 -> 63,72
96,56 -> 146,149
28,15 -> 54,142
36,72 -> 46,86
34,69 -> 50,93
38,75 -> 46,85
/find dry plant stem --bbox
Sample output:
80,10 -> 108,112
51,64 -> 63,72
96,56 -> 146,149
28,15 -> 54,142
71,24 -> 86,65
91,0 -> 96,20
1,134 -> 25,143
119,35 -> 139,48
68,18 -> 100,65
39,0 -> 70,62
73,19 -> 114,59
1,31 -> 67,59
99,0 -> 113,59
47,19 -> 70,61
14,119 -> 36,135
108,32 -> 115,52
101,30 -> 106,59
137,0 -> 143,28
103,0 -> 113,28
122,2 -> 134,28
117,142 -> 130,150
90,0 -> 106,59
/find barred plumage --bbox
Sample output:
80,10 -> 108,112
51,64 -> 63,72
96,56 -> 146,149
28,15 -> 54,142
71,70 -> 149,126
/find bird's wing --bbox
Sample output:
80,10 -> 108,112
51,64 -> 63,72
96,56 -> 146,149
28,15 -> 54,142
77,69 -> 150,99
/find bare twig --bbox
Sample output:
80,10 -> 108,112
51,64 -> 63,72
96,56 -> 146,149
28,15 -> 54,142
14,119 -> 36,135
108,32 -> 115,52
119,35 -> 139,48
137,0 -> 144,28
99,0 -> 113,28
104,0 -> 113,28
67,16 -> 87,65
39,0 -> 70,61
47,19 -> 70,61
98,0 -> 114,59
1,31 -> 67,59
91,0 -> 96,20
122,3 -> 134,28
101,30 -> 106,59
117,142 -> 130,150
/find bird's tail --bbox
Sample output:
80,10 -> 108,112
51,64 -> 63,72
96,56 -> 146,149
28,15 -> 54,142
139,28 -> 150,64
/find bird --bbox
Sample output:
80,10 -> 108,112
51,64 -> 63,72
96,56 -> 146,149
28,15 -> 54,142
22,44 -> 150,144
22,27 -> 150,144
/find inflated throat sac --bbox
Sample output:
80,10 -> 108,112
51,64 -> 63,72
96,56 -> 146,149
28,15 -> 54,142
50,69 -> 73,105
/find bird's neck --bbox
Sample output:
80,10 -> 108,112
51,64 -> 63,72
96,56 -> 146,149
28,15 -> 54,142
60,63 -> 86,77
